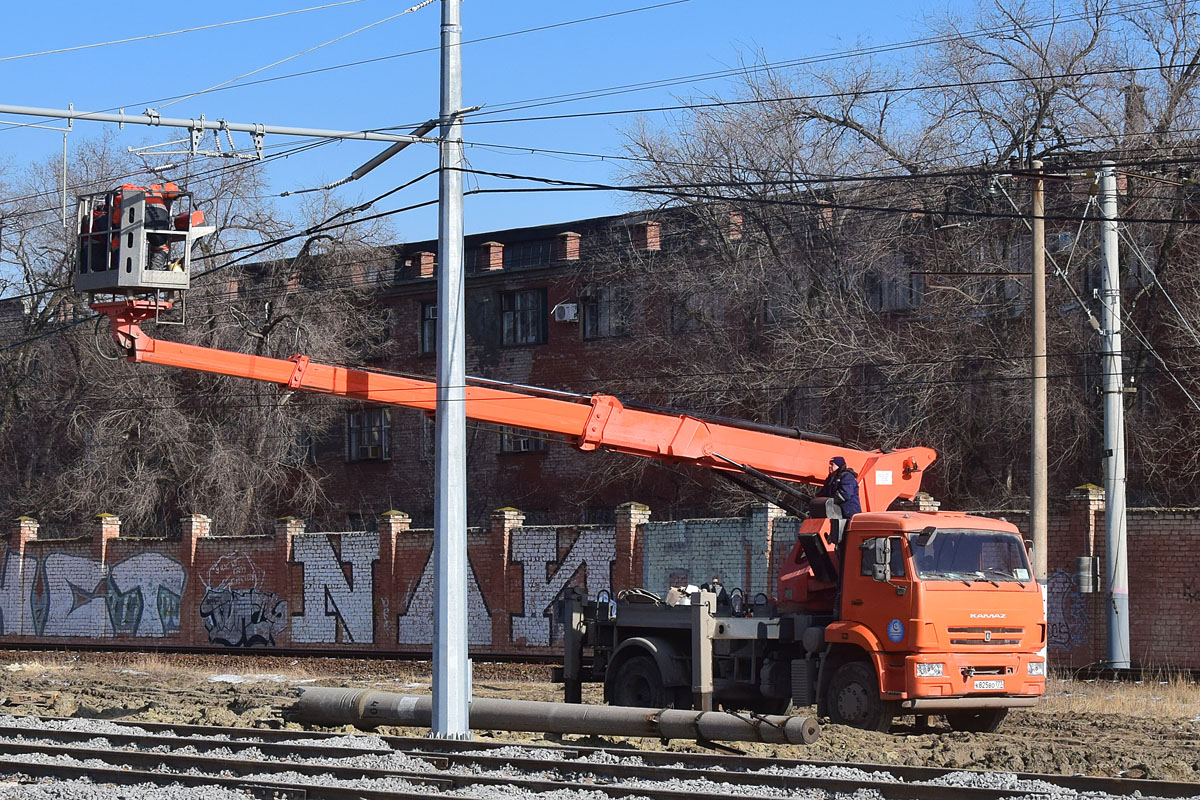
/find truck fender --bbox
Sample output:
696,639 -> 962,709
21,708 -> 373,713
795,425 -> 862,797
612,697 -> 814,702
608,636 -> 689,688
815,623 -> 889,716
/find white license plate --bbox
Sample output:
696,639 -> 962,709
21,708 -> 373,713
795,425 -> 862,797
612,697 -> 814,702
974,679 -> 1004,691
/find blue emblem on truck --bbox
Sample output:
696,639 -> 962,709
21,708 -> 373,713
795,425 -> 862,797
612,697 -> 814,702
887,618 -> 905,643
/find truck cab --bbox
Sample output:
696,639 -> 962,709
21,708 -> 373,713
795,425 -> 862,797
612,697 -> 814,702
817,512 -> 1046,731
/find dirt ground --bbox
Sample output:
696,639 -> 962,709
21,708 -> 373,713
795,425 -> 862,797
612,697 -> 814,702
0,651 -> 1197,783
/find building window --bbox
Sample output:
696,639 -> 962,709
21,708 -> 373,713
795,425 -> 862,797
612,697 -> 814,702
420,414 -> 435,461
420,302 -> 437,355
582,286 -> 631,339
347,408 -> 391,461
502,240 -> 552,270
500,426 -> 546,453
501,288 -> 547,346
283,433 -> 317,466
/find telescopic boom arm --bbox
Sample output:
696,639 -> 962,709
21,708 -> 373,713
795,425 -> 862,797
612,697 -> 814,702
94,300 -> 934,512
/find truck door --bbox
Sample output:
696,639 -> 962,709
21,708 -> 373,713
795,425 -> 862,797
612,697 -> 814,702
844,534 -> 915,653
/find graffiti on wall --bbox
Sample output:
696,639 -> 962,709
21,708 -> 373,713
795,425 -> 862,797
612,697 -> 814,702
0,548 -> 35,636
0,548 -> 185,638
396,553 -> 492,646
199,553 -> 287,647
510,527 -> 615,647
291,533 -> 378,644
1047,568 -> 1089,651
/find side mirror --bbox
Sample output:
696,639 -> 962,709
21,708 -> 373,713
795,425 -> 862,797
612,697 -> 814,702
861,537 -> 892,582
1024,538 -> 1034,555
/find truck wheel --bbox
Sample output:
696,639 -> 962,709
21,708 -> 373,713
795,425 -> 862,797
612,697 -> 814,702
945,708 -> 1008,733
825,660 -> 897,732
608,655 -> 677,709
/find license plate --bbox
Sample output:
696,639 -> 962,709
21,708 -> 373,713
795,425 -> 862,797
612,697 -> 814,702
974,679 -> 1004,691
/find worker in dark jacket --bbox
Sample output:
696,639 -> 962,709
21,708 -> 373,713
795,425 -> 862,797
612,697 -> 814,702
821,456 -> 861,518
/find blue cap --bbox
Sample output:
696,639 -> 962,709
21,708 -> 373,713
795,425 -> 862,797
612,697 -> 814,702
831,456 -> 847,468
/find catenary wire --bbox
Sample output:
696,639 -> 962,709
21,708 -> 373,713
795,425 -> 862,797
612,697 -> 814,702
153,0 -> 438,113
0,0 -> 387,63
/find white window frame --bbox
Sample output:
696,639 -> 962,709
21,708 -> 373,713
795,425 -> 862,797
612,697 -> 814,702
348,408 -> 391,461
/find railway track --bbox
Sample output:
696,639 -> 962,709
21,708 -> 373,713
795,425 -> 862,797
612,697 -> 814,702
0,716 -> 1195,800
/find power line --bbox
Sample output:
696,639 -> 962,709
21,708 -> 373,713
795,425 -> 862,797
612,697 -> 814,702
153,0 -> 439,113
0,0 -> 387,63
453,59 -> 1200,129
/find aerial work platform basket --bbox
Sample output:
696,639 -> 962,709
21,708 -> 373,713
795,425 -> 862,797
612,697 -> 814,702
74,185 -> 213,295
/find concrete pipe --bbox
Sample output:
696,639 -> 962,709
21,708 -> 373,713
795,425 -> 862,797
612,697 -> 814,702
289,687 -> 820,746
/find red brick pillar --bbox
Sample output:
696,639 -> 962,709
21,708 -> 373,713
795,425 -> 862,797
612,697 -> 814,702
750,503 -> 785,594
276,516 -> 305,646
179,514 -> 210,567
492,507 -> 525,646
12,516 -> 38,555
178,514 -> 211,646
1067,484 -> 1104,560
275,517 -> 306,551
93,513 -> 120,563
377,511 -> 410,647
614,502 -> 650,592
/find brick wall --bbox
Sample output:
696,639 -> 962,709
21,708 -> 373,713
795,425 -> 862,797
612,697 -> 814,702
0,493 -> 1193,668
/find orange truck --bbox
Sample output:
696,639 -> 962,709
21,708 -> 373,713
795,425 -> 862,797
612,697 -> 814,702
78,207 -> 1045,732
560,506 -> 1045,732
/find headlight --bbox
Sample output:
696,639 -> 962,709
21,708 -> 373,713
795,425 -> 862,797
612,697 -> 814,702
915,662 -> 944,677
1027,661 -> 1046,676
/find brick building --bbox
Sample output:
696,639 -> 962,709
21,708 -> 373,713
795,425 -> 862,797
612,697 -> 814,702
316,211 -> 707,529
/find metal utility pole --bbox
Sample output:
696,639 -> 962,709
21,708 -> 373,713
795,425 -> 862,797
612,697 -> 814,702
1030,161 -> 1048,590
1098,162 -> 1130,669
432,0 -> 471,739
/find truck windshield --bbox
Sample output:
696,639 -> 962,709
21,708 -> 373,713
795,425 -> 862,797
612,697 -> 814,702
908,529 -> 1031,584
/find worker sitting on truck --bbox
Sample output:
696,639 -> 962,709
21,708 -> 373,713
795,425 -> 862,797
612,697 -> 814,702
820,456 -> 861,519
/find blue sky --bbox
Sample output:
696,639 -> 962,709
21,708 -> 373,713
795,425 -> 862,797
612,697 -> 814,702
1,0 -> 940,243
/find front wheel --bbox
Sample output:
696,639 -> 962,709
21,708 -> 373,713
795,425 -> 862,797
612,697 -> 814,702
825,660 -> 897,732
945,707 -> 1008,733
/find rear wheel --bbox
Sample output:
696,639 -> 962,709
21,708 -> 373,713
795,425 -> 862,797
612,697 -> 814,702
945,707 -> 1008,733
607,655 -> 683,709
825,660 -> 897,732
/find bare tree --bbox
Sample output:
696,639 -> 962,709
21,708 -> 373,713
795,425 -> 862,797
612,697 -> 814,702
0,137 -> 394,535
607,0 -> 1200,510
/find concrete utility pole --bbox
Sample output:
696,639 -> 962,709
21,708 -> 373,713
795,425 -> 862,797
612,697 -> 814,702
1030,161 -> 1049,590
1098,162 -> 1131,669
432,0 -> 471,739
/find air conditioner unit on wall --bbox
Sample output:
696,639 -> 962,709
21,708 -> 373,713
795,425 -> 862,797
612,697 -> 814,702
552,302 -> 579,323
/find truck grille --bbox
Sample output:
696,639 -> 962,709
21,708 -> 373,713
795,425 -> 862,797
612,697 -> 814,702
947,626 -> 1023,646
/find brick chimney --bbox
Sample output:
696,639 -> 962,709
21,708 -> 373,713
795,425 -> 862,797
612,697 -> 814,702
412,251 -> 436,278
554,231 -> 581,262
633,221 -> 661,252
728,211 -> 744,241
479,241 -> 504,271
